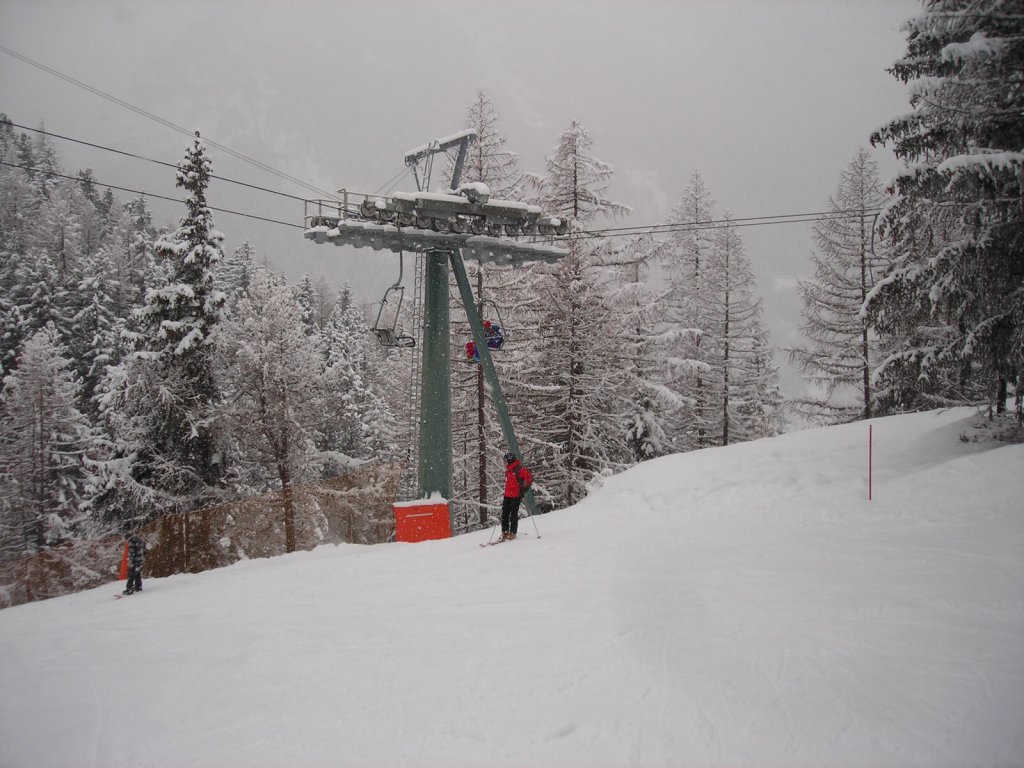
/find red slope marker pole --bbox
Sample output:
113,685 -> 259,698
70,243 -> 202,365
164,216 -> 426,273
868,424 -> 873,502
118,541 -> 129,580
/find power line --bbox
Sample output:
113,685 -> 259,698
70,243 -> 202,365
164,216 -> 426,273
5,120 -> 309,203
0,160 -> 304,230
0,44 -> 339,200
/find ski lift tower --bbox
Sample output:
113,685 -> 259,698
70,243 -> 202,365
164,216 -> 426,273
303,130 -> 568,537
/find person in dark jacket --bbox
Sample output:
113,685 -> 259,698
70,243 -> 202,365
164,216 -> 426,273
501,452 -> 533,541
483,320 -> 504,350
123,532 -> 145,595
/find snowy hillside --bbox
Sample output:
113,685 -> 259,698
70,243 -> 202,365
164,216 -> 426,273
1,408 -> 1022,768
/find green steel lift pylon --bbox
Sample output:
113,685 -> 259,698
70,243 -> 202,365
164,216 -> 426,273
417,248 -> 453,502
302,130 -> 567,528
411,244 -> 544,517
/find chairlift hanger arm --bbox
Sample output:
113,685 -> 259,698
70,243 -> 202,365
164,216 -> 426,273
403,129 -> 477,192
372,260 -> 416,348
402,129 -> 477,169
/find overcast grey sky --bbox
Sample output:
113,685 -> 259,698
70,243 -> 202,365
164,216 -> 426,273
0,0 -> 918,396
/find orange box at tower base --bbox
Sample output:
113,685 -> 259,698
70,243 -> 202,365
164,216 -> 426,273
393,499 -> 452,543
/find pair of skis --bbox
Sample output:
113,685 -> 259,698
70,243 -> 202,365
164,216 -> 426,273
480,530 -> 531,547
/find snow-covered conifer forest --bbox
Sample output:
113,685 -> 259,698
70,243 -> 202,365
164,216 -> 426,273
1,0 -> 1021,608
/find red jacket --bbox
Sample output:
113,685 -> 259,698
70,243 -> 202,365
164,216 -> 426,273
504,460 -> 532,498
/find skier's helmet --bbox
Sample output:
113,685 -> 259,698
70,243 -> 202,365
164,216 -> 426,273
503,451 -> 517,464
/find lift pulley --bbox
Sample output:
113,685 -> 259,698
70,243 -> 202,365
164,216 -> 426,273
309,186 -> 568,240
356,185 -> 568,237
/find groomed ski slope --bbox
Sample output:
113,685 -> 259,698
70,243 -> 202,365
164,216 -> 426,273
1,408 -> 1022,768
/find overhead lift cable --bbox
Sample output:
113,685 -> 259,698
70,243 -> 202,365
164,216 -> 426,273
0,160 -> 304,230
1,156 -> 886,240
2,155 -> 885,240
0,44 -> 339,200
0,49 -> 895,245
574,208 -> 885,241
0,48 -> 889,244
0,123 -> 887,243
371,166 -> 414,197
5,120 -> 309,203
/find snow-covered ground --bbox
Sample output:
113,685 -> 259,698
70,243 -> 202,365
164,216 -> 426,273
1,408 -> 1022,768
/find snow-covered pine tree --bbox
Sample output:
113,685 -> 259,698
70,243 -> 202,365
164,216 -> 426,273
99,132 -> 228,523
526,121 -> 633,506
742,328 -> 786,439
706,215 -> 781,444
660,172 -> 718,450
103,200 -> 145,319
215,268 -> 326,552
292,273 -> 321,335
321,283 -> 397,467
215,240 -> 256,309
0,124 -> 39,258
868,0 -> 1023,418
0,148 -> 36,379
528,121 -> 632,224
445,91 -> 523,199
74,170 -> 108,258
25,123 -> 61,202
0,325 -> 97,554
67,246 -> 121,417
447,91 -> 526,526
312,274 -> 335,330
0,146 -> 109,387
0,249 -> 66,381
75,169 -> 115,229
121,195 -> 159,312
605,234 -> 677,461
321,285 -> 363,458
790,149 -> 888,423
0,127 -> 69,379
0,114 -> 15,159
27,175 -> 83,277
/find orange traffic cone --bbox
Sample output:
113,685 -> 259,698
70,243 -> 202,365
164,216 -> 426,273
118,541 -> 129,580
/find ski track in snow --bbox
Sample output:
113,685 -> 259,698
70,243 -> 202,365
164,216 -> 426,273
1,408 -> 1022,767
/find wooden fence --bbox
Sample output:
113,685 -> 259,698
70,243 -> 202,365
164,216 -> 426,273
0,462 -> 401,610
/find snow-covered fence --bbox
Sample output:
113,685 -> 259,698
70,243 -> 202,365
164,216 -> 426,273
0,536 -> 124,608
0,462 -> 402,610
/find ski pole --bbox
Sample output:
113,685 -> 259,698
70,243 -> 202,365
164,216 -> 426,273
524,489 -> 541,539
486,523 -> 500,544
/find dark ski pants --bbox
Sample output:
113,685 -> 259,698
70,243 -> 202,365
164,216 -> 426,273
501,495 -> 522,535
126,567 -> 143,593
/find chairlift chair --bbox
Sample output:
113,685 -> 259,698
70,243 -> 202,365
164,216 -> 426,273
373,257 -> 416,349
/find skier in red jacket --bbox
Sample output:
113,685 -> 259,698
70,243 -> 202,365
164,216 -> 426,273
501,452 -> 532,541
